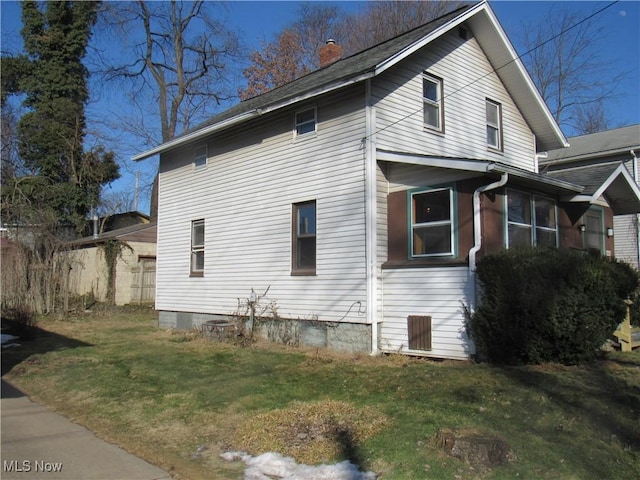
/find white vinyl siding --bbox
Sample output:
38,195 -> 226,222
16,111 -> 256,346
380,266 -> 475,360
372,27 -> 536,170
613,214 -> 639,268
156,87 -> 368,322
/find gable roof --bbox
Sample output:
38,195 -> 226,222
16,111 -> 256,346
547,162 -> 640,215
540,125 -> 640,215
134,1 -> 566,161
543,124 -> 640,165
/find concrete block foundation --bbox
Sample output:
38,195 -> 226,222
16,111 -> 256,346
158,311 -> 371,353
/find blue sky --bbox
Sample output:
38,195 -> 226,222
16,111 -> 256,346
1,1 -> 639,215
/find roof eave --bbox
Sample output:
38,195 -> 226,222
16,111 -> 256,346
377,149 -> 583,194
544,147 -> 640,165
132,71 -> 376,162
132,110 -> 262,161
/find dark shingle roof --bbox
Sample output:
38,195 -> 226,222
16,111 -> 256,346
177,4 -> 474,139
544,125 -> 640,164
547,162 -> 622,196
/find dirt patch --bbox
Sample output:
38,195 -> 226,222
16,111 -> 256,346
434,427 -> 515,470
228,400 -> 389,465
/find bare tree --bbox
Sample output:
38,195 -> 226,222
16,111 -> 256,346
338,1 -> 469,55
574,100 -> 611,135
240,29 -> 311,100
239,1 -> 468,98
99,0 -> 241,143
519,5 -> 626,134
292,3 -> 342,70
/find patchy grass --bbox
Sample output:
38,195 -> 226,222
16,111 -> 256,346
2,306 -> 639,479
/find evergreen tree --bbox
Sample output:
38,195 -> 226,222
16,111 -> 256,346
3,0 -> 119,231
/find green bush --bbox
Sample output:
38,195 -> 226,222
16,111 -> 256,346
466,248 -> 638,365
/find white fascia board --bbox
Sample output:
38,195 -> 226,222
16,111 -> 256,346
259,72 -> 375,116
545,147 -> 640,165
592,163 -> 640,202
480,5 -> 569,149
377,150 -> 492,172
132,110 -> 261,161
563,195 -> 609,208
374,1 -> 486,76
132,72 -> 375,162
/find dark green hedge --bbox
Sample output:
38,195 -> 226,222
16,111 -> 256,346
466,248 -> 638,365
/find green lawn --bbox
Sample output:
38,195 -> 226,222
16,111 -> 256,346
2,306 -> 639,479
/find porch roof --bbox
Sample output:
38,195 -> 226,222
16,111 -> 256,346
547,163 -> 640,215
378,150 -> 640,215
377,150 -> 583,195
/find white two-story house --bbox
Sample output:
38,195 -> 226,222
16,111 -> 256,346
134,1 -> 640,360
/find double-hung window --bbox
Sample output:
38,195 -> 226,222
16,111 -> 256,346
486,99 -> 502,150
295,107 -> 316,137
507,190 -> 557,248
190,219 -> 205,275
410,187 -> 454,257
423,73 -> 443,131
292,201 -> 316,274
194,145 -> 207,168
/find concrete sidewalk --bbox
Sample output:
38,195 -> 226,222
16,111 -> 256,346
1,379 -> 172,480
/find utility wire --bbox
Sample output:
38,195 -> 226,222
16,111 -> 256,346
365,0 -> 620,140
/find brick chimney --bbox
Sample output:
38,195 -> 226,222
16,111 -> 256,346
319,39 -> 342,68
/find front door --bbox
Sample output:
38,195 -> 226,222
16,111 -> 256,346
583,207 -> 604,254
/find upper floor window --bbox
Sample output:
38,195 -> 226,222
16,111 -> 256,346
507,190 -> 557,248
486,99 -> 502,150
194,145 -> 207,168
190,219 -> 205,275
295,107 -> 317,137
410,187 -> 455,257
292,200 -> 316,274
423,73 -> 443,132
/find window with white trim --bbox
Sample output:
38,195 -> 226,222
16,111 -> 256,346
194,145 -> 207,168
292,201 -> 316,274
507,190 -> 557,248
486,99 -> 502,150
190,219 -> 205,275
295,107 -> 316,137
410,187 -> 454,257
423,73 -> 443,131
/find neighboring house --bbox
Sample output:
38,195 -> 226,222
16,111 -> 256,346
541,125 -> 640,268
81,211 -> 152,238
63,222 -> 157,306
133,1 -> 640,359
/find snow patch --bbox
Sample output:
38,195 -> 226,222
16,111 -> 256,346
222,451 -> 377,480
1,334 -> 19,344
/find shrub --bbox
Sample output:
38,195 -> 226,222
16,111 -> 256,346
466,248 -> 638,365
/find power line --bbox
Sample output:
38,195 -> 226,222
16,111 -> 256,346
366,0 -> 620,140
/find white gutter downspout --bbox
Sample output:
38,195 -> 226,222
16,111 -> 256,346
632,149 -> 639,267
468,172 -> 509,303
365,79 -> 378,355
